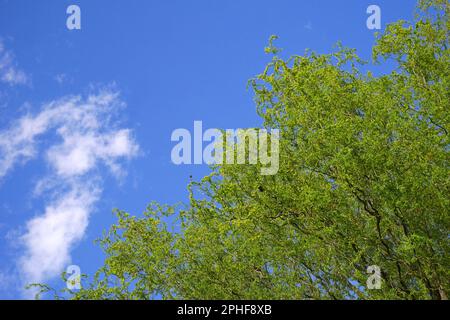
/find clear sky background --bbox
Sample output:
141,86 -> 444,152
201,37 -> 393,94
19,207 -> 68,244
0,0 -> 417,299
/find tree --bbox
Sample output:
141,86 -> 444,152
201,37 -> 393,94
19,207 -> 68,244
39,0 -> 449,300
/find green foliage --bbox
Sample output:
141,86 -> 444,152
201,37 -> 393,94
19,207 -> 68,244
44,0 -> 449,300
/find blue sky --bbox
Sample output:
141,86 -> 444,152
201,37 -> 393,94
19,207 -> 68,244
0,0 -> 417,299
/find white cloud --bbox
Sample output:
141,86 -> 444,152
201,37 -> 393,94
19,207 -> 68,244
0,89 -> 139,293
47,128 -> 137,177
0,41 -> 30,86
0,90 -> 137,180
54,73 -> 69,85
20,183 -> 99,285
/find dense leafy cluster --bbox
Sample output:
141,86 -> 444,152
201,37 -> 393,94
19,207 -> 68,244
39,0 -> 449,300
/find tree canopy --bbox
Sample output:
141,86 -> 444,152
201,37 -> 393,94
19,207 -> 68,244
39,0 -> 449,300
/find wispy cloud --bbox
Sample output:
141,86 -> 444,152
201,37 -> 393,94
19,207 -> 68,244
0,40 -> 30,86
0,89 -> 139,294
20,183 -> 99,286
0,90 -> 137,180
54,73 -> 72,85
